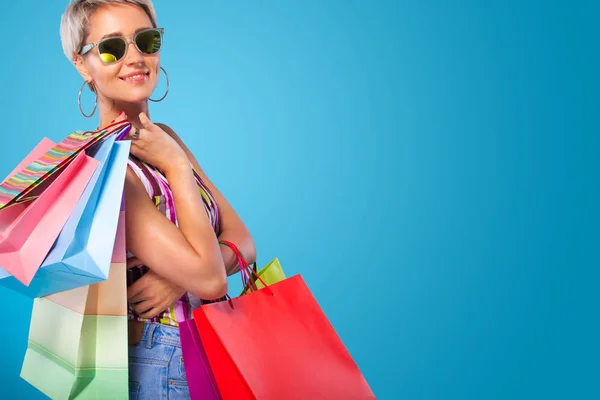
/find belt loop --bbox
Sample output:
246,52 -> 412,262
145,323 -> 158,349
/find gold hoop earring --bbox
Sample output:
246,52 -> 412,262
78,81 -> 97,118
149,67 -> 169,102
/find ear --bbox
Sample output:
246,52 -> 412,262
73,54 -> 93,83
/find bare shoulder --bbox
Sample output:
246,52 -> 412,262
124,166 -> 148,196
156,122 -> 180,141
156,122 -> 189,152
155,122 -> 205,175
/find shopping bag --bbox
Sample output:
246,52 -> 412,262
193,255 -> 375,400
241,257 -> 285,295
20,200 -> 128,399
177,307 -> 221,400
0,137 -> 112,294
0,120 -> 129,209
0,147 -> 99,286
181,245 -> 286,399
0,138 -> 131,297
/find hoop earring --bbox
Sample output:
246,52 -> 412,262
149,67 -> 170,102
78,81 -> 97,118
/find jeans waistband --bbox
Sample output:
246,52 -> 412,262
140,322 -> 181,349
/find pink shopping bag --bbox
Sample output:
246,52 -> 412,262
0,138 -> 99,286
0,120 -> 130,209
178,308 -> 221,399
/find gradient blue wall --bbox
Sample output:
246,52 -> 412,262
0,1 -> 596,398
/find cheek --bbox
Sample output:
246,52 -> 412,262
148,56 -> 161,78
87,62 -> 120,91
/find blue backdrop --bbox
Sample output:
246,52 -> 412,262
0,1 -> 597,398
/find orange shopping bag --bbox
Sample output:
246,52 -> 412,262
0,138 -> 99,286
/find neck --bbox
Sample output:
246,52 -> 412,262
97,97 -> 150,130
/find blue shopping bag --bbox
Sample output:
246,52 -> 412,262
0,137 -> 131,297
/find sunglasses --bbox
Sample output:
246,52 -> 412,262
79,28 -> 164,64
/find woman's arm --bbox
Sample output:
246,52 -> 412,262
124,115 -> 228,300
157,123 -> 257,275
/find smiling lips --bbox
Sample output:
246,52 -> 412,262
120,71 -> 149,83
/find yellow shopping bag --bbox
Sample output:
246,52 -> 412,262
241,257 -> 286,295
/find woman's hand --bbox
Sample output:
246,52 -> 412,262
127,269 -> 187,319
127,112 -> 189,173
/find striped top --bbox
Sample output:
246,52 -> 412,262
126,156 -> 221,326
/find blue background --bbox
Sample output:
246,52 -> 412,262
0,0 -> 597,398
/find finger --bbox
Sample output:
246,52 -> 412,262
138,112 -> 154,129
132,300 -> 154,316
127,279 -> 147,300
128,288 -> 150,304
128,140 -> 144,155
128,130 -> 147,151
127,257 -> 143,269
138,307 -> 160,319
146,298 -> 174,319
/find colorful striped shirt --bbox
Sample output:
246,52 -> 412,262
126,156 -> 221,326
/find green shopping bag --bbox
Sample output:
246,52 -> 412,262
240,257 -> 286,295
20,203 -> 128,399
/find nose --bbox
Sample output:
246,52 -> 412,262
123,39 -> 144,66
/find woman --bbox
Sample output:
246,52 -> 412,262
60,0 -> 256,398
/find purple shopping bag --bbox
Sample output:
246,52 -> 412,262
178,307 -> 221,399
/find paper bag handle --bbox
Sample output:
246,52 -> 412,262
219,240 -> 273,296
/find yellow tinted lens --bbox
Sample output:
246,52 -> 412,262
100,53 -> 118,63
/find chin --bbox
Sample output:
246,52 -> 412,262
114,79 -> 156,103
124,95 -> 152,104
115,90 -> 154,104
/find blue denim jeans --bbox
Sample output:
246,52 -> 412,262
128,322 -> 190,399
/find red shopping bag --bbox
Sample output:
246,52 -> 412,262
193,247 -> 375,400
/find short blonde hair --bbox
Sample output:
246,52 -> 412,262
60,0 -> 158,62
